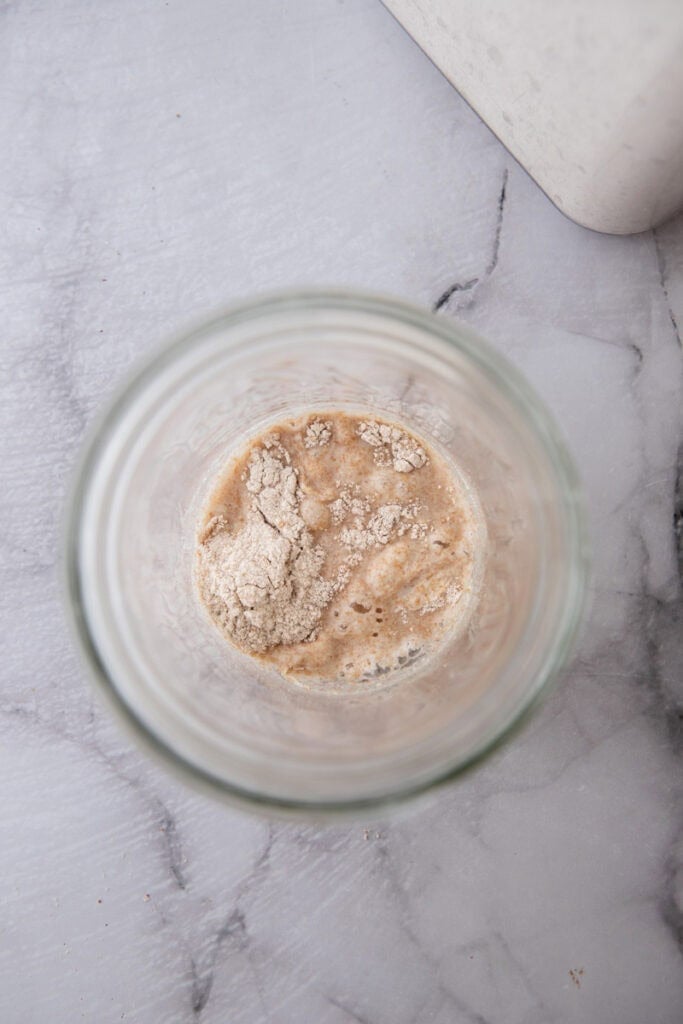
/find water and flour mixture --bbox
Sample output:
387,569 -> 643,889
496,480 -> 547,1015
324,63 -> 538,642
196,412 -> 485,683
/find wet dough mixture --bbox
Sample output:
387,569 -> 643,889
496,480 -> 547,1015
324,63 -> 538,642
196,412 -> 483,683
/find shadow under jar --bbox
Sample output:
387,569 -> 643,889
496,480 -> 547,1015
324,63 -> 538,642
67,291 -> 587,817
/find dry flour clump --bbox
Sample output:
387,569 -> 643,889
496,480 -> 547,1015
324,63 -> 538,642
198,438 -> 335,652
331,488 -> 427,550
304,419 -> 333,448
357,420 -> 428,472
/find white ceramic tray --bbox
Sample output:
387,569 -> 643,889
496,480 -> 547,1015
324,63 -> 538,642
383,0 -> 683,234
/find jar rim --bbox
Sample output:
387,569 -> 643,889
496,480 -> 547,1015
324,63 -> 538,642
64,288 -> 589,818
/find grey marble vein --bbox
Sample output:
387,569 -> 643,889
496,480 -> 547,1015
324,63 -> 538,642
188,825 -> 275,1017
432,167 -> 508,314
1,1 -> 683,1022
654,226 -> 682,349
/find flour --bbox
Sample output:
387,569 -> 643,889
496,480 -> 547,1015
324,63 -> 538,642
330,486 -> 370,525
198,438 -> 335,652
304,419 -> 332,448
357,420 -> 428,472
334,492 -> 427,550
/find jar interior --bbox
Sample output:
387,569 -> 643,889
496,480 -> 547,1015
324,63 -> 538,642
77,301 -> 581,806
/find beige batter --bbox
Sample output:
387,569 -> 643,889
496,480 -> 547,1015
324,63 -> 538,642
196,412 -> 484,683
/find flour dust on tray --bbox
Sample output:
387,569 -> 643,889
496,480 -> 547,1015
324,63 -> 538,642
196,412 -> 485,683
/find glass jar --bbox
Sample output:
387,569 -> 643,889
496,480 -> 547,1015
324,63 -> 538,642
66,290 -> 587,817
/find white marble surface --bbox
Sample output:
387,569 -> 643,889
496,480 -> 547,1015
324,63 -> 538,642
1,2 -> 682,1021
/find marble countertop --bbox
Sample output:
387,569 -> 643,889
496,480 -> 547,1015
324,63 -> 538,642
2,2 -> 682,1021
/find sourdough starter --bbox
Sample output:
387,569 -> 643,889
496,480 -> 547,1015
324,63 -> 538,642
196,412 -> 484,683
